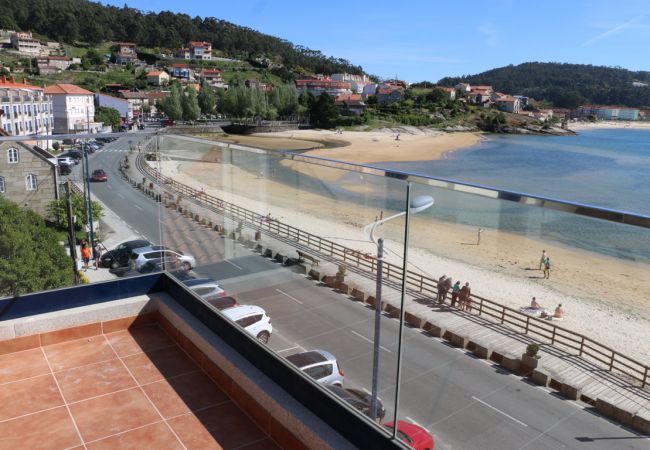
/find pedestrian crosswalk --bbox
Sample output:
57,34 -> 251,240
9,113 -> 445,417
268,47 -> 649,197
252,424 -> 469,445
95,148 -> 134,153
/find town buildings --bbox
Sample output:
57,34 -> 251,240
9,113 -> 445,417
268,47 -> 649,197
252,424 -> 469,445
334,94 -> 366,116
44,83 -> 101,133
494,95 -> 521,113
201,69 -> 228,88
119,91 -> 150,120
0,76 -> 54,145
95,92 -> 130,122
169,63 -> 192,81
331,73 -> 372,94
10,31 -> 41,54
146,70 -> 170,86
295,78 -> 352,97
189,41 -> 212,61
114,42 -> 138,65
377,86 -> 404,105
0,140 -> 59,216
175,48 -> 191,59
36,55 -> 72,75
578,105 -> 640,121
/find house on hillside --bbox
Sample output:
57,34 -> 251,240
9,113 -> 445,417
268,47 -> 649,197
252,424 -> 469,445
169,63 -> 192,81
10,32 -> 41,55
44,83 -> 101,133
295,79 -> 352,97
146,70 -> 170,86
334,94 -> 366,116
119,91 -> 150,120
377,87 -> 404,105
36,56 -> 72,75
114,42 -> 138,65
175,48 -> 191,59
201,69 -> 228,88
438,87 -> 456,100
455,83 -> 471,92
189,41 -> 212,61
331,73 -> 372,94
494,95 -> 521,113
0,140 -> 59,217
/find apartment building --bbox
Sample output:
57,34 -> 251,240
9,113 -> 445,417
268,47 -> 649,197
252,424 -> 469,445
10,31 -> 41,54
0,76 -> 54,142
295,79 -> 352,97
189,41 -> 212,61
44,83 -> 101,133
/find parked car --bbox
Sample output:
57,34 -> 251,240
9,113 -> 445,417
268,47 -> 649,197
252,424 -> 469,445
101,239 -> 152,269
383,421 -> 434,450
91,169 -> 108,182
326,385 -> 386,421
60,150 -> 83,162
182,277 -> 217,287
129,245 -> 196,271
57,164 -> 72,176
189,282 -> 227,301
119,259 -> 192,278
286,350 -> 344,386
57,157 -> 75,167
221,305 -> 272,343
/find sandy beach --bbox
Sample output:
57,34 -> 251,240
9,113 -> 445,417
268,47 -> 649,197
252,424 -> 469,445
569,120 -> 650,131
156,130 -> 650,363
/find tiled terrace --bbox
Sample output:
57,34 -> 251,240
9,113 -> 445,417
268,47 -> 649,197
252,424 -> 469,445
0,319 -> 280,450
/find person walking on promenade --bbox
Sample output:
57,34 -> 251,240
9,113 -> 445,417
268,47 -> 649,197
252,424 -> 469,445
451,281 -> 461,307
460,282 -> 472,311
437,275 -> 447,304
543,257 -> 551,279
92,241 -> 102,270
80,241 -> 91,271
443,276 -> 452,304
539,250 -> 548,270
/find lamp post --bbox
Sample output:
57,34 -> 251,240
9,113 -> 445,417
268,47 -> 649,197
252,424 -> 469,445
363,190 -> 434,421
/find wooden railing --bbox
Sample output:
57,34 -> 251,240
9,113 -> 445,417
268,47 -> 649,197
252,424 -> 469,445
137,154 -> 650,389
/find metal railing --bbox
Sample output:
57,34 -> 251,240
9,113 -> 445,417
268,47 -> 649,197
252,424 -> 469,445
137,154 -> 650,389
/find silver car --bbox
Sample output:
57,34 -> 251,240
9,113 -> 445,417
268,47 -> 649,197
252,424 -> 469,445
129,245 -> 196,270
286,350 -> 344,386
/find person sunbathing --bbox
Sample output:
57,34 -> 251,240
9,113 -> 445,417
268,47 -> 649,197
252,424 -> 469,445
530,297 -> 543,310
554,304 -> 565,319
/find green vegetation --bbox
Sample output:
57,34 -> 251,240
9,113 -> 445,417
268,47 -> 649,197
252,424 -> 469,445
0,197 -> 73,296
95,107 -> 121,129
48,195 -> 104,232
5,0 -> 363,76
438,62 -> 650,108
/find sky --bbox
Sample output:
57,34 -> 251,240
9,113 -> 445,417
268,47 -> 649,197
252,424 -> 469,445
101,0 -> 650,82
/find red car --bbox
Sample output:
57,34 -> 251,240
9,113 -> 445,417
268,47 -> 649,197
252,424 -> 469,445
91,169 -> 108,182
383,421 -> 434,450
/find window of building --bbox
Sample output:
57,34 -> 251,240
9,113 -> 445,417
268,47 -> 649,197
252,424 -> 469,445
14,123 -> 19,135
25,174 -> 37,191
7,147 -> 19,163
0,176 -> 5,193
4,107 -> 10,119
13,105 -> 18,116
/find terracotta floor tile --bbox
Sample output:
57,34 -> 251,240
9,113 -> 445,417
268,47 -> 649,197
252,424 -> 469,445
0,406 -> 81,450
169,402 -> 267,450
0,374 -> 63,421
55,359 -> 137,403
105,325 -> 174,357
0,348 -> 50,384
43,335 -> 116,372
238,438 -> 282,450
121,346 -> 198,385
69,387 -> 160,443
86,421 -> 184,450
142,370 -> 229,418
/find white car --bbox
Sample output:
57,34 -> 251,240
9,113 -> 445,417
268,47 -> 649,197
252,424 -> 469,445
57,157 -> 75,167
221,305 -> 272,344
189,282 -> 226,301
129,245 -> 196,270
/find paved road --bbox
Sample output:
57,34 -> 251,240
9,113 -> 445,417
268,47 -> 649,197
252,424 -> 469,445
78,137 -> 649,450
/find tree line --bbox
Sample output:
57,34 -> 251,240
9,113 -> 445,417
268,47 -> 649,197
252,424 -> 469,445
438,62 -> 650,108
0,0 -> 363,76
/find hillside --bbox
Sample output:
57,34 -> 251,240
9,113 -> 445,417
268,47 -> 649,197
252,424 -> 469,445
0,0 -> 363,77
438,62 -> 650,108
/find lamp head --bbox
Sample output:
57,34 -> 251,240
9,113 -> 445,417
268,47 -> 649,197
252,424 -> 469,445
409,195 -> 434,214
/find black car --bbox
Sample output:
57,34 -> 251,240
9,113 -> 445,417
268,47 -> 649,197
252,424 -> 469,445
57,164 -> 72,176
101,239 -> 152,269
326,385 -> 386,421
60,150 -> 83,161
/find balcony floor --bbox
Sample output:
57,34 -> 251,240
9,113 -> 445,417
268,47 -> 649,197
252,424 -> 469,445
0,323 -> 280,450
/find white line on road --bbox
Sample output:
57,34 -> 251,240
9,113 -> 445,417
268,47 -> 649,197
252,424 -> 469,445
350,330 -> 392,353
405,417 -> 426,428
276,288 -> 303,304
226,260 -> 243,270
471,396 -> 528,427
277,345 -> 300,353
134,205 -> 143,211
117,193 -> 125,199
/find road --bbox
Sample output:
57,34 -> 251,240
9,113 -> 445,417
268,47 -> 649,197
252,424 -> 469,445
76,135 -> 650,450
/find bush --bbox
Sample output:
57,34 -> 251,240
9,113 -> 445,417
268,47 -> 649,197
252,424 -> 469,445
526,343 -> 540,358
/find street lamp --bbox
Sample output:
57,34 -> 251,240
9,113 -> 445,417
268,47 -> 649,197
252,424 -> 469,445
363,192 -> 434,421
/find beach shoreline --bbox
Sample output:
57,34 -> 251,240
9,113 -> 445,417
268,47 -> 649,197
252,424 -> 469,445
569,120 -> 650,131
157,135 -> 650,363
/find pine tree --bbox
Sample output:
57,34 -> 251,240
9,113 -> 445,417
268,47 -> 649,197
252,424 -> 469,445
181,87 -> 201,121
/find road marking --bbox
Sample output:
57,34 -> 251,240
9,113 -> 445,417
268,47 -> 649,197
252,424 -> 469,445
276,288 -> 303,304
362,388 -> 371,395
350,330 -> 392,353
405,416 -> 426,428
117,193 -> 125,199
226,260 -> 243,270
471,396 -> 528,427
134,205 -> 143,211
277,345 -> 300,353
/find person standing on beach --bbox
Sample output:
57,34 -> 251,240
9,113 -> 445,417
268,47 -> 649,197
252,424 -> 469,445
540,250 -> 547,270
543,257 -> 551,279
460,282 -> 472,311
443,276 -> 452,304
437,275 -> 447,304
451,281 -> 461,307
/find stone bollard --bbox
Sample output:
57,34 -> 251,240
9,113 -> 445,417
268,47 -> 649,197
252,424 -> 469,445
384,303 -> 400,318
449,332 -> 469,349
308,269 -> 323,281
338,283 -> 353,295
254,244 -> 263,253
423,321 -> 446,338
351,288 -> 367,302
472,344 -> 493,360
560,382 -> 584,401
531,368 -> 552,387
404,312 -> 424,329
274,253 -> 284,263
501,354 -> 521,372
264,249 -> 273,258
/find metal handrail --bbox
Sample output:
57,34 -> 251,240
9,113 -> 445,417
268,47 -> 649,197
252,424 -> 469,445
137,153 -> 649,389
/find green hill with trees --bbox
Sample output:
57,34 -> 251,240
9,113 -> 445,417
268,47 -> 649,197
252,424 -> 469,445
438,62 -> 650,108
0,0 -> 362,76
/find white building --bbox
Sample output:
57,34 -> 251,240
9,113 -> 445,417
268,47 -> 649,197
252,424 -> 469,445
331,73 -> 372,94
95,93 -> 130,121
295,79 -> 352,98
0,76 -> 53,148
10,31 -> 41,55
44,83 -> 101,133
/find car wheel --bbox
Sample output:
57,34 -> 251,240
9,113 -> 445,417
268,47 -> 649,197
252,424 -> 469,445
256,331 -> 270,344
110,261 -> 120,270
183,261 -> 192,270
